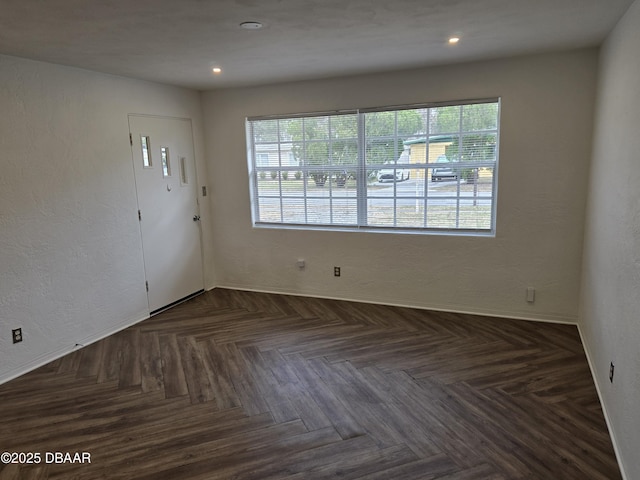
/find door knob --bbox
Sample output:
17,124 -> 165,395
193,215 -> 201,221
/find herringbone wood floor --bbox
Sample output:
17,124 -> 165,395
0,289 -> 621,479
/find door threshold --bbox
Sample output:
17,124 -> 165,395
150,289 -> 205,316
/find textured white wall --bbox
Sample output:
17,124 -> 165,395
580,1 -> 640,478
0,55 -> 212,383
203,50 -> 597,323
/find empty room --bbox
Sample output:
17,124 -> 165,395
1,0 -> 639,478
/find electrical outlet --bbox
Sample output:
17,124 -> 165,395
334,266 -> 341,277
526,287 -> 535,303
12,328 -> 23,344
609,362 -> 615,383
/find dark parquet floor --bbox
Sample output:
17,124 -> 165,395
0,289 -> 621,479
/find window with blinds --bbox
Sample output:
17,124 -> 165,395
246,98 -> 500,234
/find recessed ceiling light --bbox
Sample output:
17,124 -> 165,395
212,67 -> 222,74
449,37 -> 460,45
240,21 -> 263,30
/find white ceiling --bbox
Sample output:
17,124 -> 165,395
0,0 -> 634,90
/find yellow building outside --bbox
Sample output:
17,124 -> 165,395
404,136 -> 453,180
404,135 -> 493,182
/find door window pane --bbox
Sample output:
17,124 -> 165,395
141,136 -> 152,168
161,147 -> 171,177
179,156 -> 188,184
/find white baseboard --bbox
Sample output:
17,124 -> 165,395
214,283 -> 578,325
577,325 -> 628,480
0,284 -> 576,387
0,311 -> 150,386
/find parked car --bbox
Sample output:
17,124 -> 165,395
377,165 -> 410,182
377,149 -> 411,182
431,155 -> 458,182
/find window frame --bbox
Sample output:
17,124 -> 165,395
247,98 -> 500,236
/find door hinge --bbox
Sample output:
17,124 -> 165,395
145,281 -> 149,292
138,210 -> 142,221
129,133 -> 133,146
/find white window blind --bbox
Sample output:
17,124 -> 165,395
247,99 -> 500,234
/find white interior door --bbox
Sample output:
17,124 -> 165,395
129,115 -> 204,313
